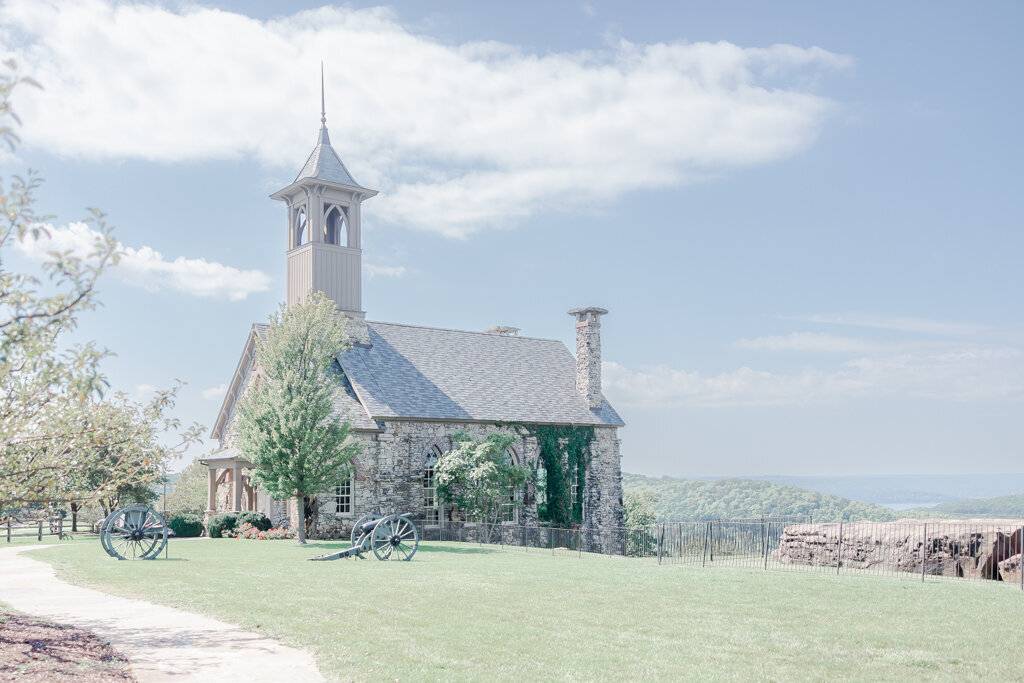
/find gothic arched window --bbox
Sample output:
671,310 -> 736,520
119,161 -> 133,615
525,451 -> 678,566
294,208 -> 307,247
324,206 -> 346,246
501,446 -> 521,523
423,446 -> 440,525
535,457 -> 548,517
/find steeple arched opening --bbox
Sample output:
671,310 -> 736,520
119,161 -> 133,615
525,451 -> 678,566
294,208 -> 308,248
324,205 -> 347,246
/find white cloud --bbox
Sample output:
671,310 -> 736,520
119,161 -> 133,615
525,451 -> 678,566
734,332 -> 882,354
134,383 -> 157,397
202,384 -> 228,401
0,0 -> 850,238
603,344 -> 1024,408
15,222 -> 271,301
365,263 -> 406,278
782,314 -> 990,337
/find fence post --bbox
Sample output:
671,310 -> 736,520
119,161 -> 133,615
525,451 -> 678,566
702,522 -> 709,567
921,523 -> 927,583
578,527 -> 582,558
836,522 -> 842,575
657,523 -> 664,565
764,521 -> 770,571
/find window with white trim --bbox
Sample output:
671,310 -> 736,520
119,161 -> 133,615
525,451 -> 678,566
501,447 -> 520,523
334,472 -> 352,515
570,466 -> 580,518
423,446 -> 440,525
536,458 -> 547,513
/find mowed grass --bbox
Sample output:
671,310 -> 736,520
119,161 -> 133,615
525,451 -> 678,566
28,539 -> 1024,681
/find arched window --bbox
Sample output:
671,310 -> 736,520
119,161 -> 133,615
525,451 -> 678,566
535,458 -> 548,516
324,206 -> 346,246
570,465 -> 581,520
423,446 -> 440,525
294,208 -> 307,247
501,447 -> 521,523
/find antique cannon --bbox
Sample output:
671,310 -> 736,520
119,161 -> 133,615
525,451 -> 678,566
309,513 -> 419,561
99,505 -> 169,560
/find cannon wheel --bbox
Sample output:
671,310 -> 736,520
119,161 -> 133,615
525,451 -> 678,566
99,509 -> 120,557
370,515 -> 418,561
101,506 -> 168,560
350,514 -> 380,546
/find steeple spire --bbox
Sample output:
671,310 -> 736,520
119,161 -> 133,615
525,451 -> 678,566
319,62 -> 330,145
320,61 -> 327,127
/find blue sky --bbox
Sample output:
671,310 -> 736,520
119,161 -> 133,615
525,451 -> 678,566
1,1 -> 1021,477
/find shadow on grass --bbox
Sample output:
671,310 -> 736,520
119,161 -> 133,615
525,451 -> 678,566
293,541 -> 502,556
413,544 -> 502,555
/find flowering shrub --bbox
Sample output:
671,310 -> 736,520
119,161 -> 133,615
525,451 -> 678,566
231,522 -> 291,540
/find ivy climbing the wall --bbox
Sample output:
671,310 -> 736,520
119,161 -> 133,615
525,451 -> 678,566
501,423 -> 594,527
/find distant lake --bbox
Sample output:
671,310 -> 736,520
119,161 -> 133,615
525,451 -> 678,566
885,502 -> 942,510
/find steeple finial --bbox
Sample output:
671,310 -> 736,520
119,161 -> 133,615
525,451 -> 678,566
320,61 -> 327,127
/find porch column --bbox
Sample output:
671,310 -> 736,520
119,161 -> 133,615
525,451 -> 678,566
232,463 -> 243,512
207,467 -> 218,512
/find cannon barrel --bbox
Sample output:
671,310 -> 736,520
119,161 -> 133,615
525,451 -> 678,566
355,513 -> 415,537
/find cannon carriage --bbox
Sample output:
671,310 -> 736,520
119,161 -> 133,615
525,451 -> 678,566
309,513 -> 419,561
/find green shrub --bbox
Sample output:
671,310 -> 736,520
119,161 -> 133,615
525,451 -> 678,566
168,513 -> 204,538
207,512 -> 239,538
236,511 -> 271,531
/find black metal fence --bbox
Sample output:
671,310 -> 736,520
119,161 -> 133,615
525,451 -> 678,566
423,517 -> 1024,589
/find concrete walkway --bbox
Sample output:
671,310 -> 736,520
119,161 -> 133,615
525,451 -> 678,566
0,545 -> 324,682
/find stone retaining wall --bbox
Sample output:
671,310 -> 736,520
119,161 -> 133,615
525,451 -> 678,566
774,519 -> 1024,581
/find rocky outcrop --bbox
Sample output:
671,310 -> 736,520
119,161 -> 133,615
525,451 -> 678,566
998,553 -> 1023,585
774,520 -> 1024,581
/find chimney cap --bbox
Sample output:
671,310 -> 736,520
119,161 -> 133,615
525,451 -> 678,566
568,306 -> 608,318
484,325 -> 520,336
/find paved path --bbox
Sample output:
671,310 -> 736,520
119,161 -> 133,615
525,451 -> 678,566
0,545 -> 324,682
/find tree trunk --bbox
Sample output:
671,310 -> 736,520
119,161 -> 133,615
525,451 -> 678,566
304,496 -> 320,540
295,496 -> 307,544
71,502 -> 79,533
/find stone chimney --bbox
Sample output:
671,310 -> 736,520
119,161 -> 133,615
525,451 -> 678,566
568,307 -> 607,409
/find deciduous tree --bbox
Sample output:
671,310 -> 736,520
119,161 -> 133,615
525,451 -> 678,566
435,431 -> 530,527
234,291 -> 361,544
0,62 -> 202,509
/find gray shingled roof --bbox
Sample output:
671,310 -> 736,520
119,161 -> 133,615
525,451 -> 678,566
337,321 -> 624,426
294,126 -> 363,188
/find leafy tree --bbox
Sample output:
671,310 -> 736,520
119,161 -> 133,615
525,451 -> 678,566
434,431 -> 530,528
0,62 -> 202,509
234,291 -> 361,544
160,458 -> 209,516
624,490 -> 659,528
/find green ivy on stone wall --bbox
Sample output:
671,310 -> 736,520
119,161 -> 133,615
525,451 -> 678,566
499,423 -> 594,527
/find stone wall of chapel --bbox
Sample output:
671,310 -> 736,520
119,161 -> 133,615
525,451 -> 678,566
582,427 -> 625,547
309,421 -> 542,537
309,420 -> 624,541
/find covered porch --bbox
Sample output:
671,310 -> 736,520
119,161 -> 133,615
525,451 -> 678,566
199,448 -> 258,516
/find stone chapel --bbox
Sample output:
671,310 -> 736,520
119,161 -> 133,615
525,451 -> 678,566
202,96 -> 625,542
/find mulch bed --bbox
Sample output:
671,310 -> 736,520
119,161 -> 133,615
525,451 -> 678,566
0,611 -> 135,681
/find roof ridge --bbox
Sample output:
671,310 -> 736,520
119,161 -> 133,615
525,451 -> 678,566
367,319 -> 558,343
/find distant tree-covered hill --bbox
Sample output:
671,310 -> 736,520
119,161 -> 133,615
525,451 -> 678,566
920,494 -> 1024,518
622,473 -> 903,522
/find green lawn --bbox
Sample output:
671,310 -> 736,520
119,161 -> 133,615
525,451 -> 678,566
27,539 -> 1024,681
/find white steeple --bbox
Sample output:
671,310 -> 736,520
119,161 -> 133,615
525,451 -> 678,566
270,64 -> 377,323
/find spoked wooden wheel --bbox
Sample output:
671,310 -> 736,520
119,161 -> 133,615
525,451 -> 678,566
101,506 -> 168,560
370,515 -> 419,561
